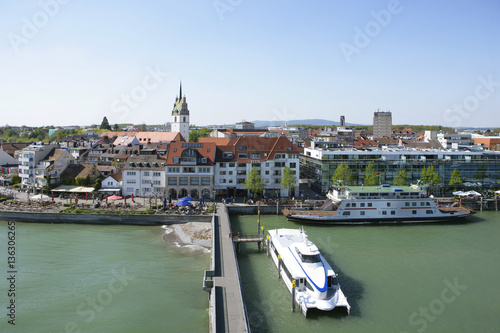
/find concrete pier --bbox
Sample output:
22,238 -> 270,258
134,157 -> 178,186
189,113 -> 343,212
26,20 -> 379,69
204,203 -> 250,332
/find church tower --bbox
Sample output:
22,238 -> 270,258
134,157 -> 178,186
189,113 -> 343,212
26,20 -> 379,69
171,82 -> 190,141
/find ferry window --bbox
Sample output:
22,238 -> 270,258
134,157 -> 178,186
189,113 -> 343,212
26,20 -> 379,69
412,210 -> 417,214
302,254 -> 321,263
391,211 -> 396,215
346,203 -> 350,207
360,203 -> 365,207
352,203 -> 356,208
360,211 -> 365,216
368,203 -> 373,207
426,202 -> 431,206
382,211 -> 387,215
420,202 -> 425,206
342,211 -> 350,216
412,202 -> 417,207
405,202 -> 410,207
327,276 -> 338,288
426,210 -> 433,214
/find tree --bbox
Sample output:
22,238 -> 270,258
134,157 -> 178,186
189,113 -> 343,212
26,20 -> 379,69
100,117 -> 112,130
331,162 -> 353,186
189,127 -> 212,142
139,123 -> 147,132
281,166 -> 297,197
420,165 -> 441,192
393,169 -> 409,186
244,166 -> 266,197
94,178 -> 102,191
449,169 -> 463,190
364,162 -> 378,186
113,124 -> 119,131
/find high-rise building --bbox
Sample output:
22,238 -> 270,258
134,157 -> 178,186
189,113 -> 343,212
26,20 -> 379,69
171,82 -> 190,141
373,111 -> 392,139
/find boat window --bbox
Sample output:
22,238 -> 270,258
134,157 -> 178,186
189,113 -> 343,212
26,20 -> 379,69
420,202 -> 425,206
305,279 -> 314,292
327,276 -> 338,288
360,211 -> 365,216
412,202 -> 417,207
391,210 -> 396,215
412,210 -> 417,214
382,211 -> 387,215
342,211 -> 350,216
352,203 -> 356,208
426,210 -> 433,214
346,203 -> 350,207
301,254 -> 321,263
368,203 -> 372,207
405,202 -> 410,207
360,203 -> 365,207
426,202 -> 431,206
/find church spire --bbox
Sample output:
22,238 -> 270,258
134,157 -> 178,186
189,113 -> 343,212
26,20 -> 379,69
179,81 -> 182,100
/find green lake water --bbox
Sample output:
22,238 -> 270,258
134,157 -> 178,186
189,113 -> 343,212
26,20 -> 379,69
232,211 -> 500,333
1,211 -> 499,332
0,223 -> 209,333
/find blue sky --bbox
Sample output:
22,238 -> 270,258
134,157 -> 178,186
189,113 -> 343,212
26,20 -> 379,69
1,0 -> 499,128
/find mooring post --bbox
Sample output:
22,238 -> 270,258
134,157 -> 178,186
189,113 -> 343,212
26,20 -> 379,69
291,279 -> 296,312
266,235 -> 270,256
480,196 -> 483,212
257,201 -> 261,234
278,255 -> 281,279
276,200 -> 279,215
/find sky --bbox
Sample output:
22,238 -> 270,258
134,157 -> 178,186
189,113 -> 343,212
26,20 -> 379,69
0,0 -> 499,128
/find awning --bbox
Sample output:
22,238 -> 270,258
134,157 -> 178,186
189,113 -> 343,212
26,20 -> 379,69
52,185 -> 95,193
98,188 -> 122,192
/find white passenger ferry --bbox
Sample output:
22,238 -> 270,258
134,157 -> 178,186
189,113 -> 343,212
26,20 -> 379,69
268,228 -> 351,316
283,185 -> 473,224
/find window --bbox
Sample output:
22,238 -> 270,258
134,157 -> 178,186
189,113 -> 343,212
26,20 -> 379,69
126,180 -> 136,184
220,171 -> 226,175
201,177 -> 210,185
142,179 -> 151,184
360,211 -> 365,216
238,146 -> 246,151
412,202 -> 417,207
412,210 -> 417,214
229,163 -> 235,167
219,179 -> 226,183
144,172 -> 150,176
153,180 -> 161,185
420,202 -> 425,206
405,202 -> 410,207
179,177 -> 188,185
183,167 -> 195,173
382,211 -> 387,215
368,203 -> 372,207
237,179 -> 245,184
198,167 -> 210,173
168,177 -> 177,185
223,152 -> 233,159
190,177 -> 199,185
173,157 -> 180,163
289,163 -> 296,168
342,211 -> 350,216
251,153 -> 261,159
229,171 -> 233,175
153,172 -> 161,177
127,171 -> 136,176
168,167 -> 180,173
238,153 -> 248,159
360,203 -> 365,207
391,211 -> 396,215
346,203 -> 351,207
352,203 -> 356,208
426,210 -> 433,214
220,163 -> 226,168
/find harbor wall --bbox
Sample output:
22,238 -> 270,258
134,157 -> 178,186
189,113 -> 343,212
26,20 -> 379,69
0,211 -> 211,225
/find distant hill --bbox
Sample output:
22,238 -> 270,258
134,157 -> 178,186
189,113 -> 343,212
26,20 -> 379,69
252,119 -> 349,127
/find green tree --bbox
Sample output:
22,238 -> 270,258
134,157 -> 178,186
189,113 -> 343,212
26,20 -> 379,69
100,117 -> 112,130
393,169 -> 409,186
94,178 -> 102,190
244,166 -> 266,197
139,123 -> 147,132
189,127 -> 212,142
449,169 -> 463,190
420,165 -> 441,192
364,162 -> 378,186
331,162 -> 353,186
280,166 -> 297,197
113,124 -> 119,131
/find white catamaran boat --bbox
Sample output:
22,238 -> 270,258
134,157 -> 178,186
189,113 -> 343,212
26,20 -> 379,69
283,185 -> 474,224
268,228 -> 350,316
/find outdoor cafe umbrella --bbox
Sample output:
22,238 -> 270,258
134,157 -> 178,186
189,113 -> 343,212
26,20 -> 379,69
108,195 -> 123,200
178,196 -> 195,201
32,194 -> 50,202
174,200 -> 192,206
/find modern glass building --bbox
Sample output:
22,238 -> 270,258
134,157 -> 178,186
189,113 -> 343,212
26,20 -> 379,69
300,147 -> 500,194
